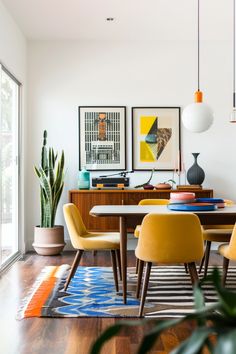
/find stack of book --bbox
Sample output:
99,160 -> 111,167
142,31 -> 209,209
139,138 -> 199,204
176,185 -> 202,190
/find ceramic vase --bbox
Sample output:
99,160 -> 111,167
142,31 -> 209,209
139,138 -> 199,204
78,167 -> 90,189
187,153 -> 205,185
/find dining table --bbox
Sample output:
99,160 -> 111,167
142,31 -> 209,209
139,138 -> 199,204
90,204 -> 236,304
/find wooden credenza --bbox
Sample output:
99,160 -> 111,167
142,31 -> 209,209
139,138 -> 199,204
69,188 -> 213,232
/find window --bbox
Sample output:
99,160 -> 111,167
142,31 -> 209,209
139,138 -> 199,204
0,64 -> 21,269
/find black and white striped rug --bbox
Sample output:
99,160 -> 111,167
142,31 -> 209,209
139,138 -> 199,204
18,265 -> 236,319
127,265 -> 236,318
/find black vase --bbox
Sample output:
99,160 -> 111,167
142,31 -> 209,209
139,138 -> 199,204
187,153 -> 205,185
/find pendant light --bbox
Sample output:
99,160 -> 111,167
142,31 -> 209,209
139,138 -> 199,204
230,0 -> 236,122
182,0 -> 214,133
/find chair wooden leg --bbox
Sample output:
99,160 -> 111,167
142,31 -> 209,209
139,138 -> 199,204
203,241 -> 212,278
198,252 -> 205,274
116,249 -> 122,281
188,262 -> 199,287
222,257 -> 229,286
139,262 -> 152,317
136,259 -> 144,299
184,263 -> 188,273
135,258 -> 140,274
64,250 -> 84,291
111,250 -> 119,292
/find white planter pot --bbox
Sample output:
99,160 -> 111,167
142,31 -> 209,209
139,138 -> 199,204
33,225 -> 65,256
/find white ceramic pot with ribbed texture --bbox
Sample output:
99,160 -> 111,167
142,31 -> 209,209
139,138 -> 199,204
33,225 -> 65,255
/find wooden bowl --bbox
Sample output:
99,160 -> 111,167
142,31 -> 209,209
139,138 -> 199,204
155,183 -> 172,190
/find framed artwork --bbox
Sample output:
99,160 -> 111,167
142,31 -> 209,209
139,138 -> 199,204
132,107 -> 181,171
79,106 -> 126,171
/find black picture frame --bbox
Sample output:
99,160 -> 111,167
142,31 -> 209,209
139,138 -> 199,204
132,107 -> 181,171
78,106 -> 126,171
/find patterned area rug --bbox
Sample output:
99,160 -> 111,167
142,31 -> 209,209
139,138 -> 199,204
17,265 -> 236,319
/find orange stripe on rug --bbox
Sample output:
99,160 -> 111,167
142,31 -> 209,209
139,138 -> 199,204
24,266 -> 59,317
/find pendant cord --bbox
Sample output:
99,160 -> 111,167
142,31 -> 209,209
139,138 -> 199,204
233,0 -> 235,107
197,0 -> 200,91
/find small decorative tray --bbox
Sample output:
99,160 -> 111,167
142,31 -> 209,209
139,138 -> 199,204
195,198 -> 224,203
168,203 -> 217,211
195,198 -> 225,208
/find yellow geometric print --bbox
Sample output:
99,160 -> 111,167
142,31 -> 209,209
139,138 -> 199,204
140,116 -> 156,134
140,141 -> 155,162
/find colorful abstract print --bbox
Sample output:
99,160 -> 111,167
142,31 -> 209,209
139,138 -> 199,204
140,116 -> 172,162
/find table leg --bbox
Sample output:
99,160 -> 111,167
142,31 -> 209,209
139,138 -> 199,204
120,216 -> 127,304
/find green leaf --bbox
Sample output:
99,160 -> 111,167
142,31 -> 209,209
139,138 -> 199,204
194,284 -> 205,311
41,146 -> 48,174
34,166 -> 41,178
52,148 -> 55,168
193,284 -> 206,326
214,328 -> 236,354
170,327 -> 213,354
48,148 -> 55,190
38,167 -> 53,215
51,182 -> 64,226
211,268 -> 236,318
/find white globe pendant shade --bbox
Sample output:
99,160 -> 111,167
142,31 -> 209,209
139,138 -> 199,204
182,91 -> 214,133
182,102 -> 214,133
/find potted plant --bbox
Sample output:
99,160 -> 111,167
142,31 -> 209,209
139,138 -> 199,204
33,130 -> 66,255
90,269 -> 236,353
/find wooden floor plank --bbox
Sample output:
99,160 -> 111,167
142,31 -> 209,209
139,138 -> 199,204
0,250 -> 231,354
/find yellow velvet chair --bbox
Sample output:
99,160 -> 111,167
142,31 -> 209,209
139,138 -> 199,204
135,213 -> 204,317
199,225 -> 233,277
134,199 -> 169,274
218,223 -> 236,285
198,201 -> 234,277
63,203 -> 121,292
134,199 -> 169,238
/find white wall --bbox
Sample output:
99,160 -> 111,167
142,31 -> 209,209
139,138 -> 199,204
0,0 -> 27,252
27,39 -> 234,249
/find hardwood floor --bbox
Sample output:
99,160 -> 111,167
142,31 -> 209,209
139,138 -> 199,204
0,251 -> 230,354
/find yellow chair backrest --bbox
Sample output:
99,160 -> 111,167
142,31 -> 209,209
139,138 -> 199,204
202,225 -> 233,230
63,203 -> 88,249
224,222 -> 236,259
136,213 -> 204,264
138,199 -> 169,205
202,200 -> 234,230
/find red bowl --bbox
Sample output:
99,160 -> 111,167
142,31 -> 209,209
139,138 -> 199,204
143,184 -> 154,190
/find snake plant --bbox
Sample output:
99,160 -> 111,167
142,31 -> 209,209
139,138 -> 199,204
34,130 -> 65,228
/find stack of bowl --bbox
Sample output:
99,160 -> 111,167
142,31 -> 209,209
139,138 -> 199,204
168,192 -> 218,211
169,192 -> 196,204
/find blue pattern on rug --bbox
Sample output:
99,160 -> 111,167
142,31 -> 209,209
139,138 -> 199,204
53,267 -> 140,317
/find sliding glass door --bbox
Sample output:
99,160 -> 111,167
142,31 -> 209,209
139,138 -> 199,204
0,65 -> 20,268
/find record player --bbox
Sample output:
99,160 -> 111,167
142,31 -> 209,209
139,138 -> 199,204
92,171 -> 133,189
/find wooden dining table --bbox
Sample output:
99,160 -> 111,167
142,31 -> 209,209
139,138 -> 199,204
90,204 -> 236,304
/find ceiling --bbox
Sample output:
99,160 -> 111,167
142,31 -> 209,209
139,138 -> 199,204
1,0 -> 233,41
